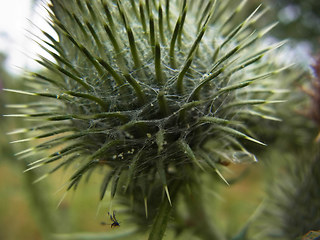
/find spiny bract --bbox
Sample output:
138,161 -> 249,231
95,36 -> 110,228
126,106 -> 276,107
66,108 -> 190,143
8,0 -> 284,214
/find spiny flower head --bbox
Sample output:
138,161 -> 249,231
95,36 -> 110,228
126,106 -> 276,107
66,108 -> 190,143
7,0 -> 285,223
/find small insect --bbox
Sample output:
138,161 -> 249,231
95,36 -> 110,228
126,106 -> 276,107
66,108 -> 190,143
101,210 -> 120,228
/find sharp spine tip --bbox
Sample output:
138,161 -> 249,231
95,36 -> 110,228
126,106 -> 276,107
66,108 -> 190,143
10,138 -> 32,144
164,185 -> 172,206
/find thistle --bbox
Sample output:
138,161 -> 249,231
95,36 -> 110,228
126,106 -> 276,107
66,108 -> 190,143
6,0 -> 286,238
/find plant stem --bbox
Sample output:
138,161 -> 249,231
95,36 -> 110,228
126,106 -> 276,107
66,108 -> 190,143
148,182 -> 180,240
148,198 -> 172,240
185,181 -> 226,240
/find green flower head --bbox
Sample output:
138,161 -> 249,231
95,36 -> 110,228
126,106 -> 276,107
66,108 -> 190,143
7,0 -> 287,232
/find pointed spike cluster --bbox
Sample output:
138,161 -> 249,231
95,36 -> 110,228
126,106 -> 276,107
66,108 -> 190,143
5,0 -> 291,224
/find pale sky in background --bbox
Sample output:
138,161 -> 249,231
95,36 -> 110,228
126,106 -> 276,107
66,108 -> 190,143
0,0 -> 52,75
0,0 -> 312,76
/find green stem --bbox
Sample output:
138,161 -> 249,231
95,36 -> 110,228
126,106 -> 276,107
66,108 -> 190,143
148,182 -> 180,240
185,181 -> 226,240
148,199 -> 172,240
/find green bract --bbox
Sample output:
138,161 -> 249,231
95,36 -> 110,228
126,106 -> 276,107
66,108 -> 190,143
7,0 -> 286,235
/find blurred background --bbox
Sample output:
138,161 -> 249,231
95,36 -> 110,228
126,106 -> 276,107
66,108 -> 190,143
0,0 -> 319,239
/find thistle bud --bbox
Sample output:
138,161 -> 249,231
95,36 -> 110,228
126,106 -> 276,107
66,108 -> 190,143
7,0 -> 288,237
